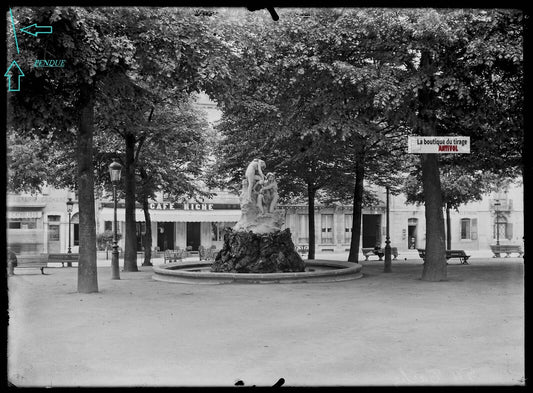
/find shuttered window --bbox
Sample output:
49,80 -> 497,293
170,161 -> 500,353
321,214 -> 334,244
460,218 -> 471,240
471,218 -> 478,240
344,214 -> 353,243
298,214 -> 309,244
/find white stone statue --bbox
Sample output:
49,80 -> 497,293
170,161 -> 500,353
244,158 -> 266,201
257,172 -> 279,214
233,160 -> 284,233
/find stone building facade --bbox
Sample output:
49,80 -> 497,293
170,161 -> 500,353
7,181 -> 523,256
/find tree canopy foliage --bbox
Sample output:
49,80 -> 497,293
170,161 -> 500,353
205,7 -> 523,276
6,7 -> 523,284
6,6 -> 232,289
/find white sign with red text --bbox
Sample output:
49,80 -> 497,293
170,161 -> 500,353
408,136 -> 470,154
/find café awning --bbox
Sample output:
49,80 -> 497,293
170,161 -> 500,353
99,208 -> 241,223
7,210 -> 43,219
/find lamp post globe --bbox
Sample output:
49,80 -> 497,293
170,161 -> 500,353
109,161 -> 122,183
109,161 -> 122,280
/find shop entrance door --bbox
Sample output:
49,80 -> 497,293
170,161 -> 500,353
187,222 -> 201,251
362,214 -> 382,248
47,215 -> 61,253
157,222 -> 174,251
408,218 -> 418,249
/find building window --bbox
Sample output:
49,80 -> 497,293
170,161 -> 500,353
493,215 -> 511,240
321,214 -> 334,244
344,214 -> 353,243
47,215 -> 61,241
104,221 -> 112,231
298,214 -> 309,244
460,218 -> 471,240
8,218 -> 38,229
212,222 -> 235,241
460,218 -> 478,241
8,221 -> 21,229
48,225 -> 60,241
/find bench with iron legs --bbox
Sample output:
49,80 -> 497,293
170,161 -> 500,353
163,250 -> 187,263
12,253 -> 81,274
205,248 -> 218,261
46,253 -> 79,267
295,245 -> 309,256
199,246 -> 218,261
362,247 -> 398,261
490,245 -> 523,258
446,250 -> 470,264
418,249 -> 470,265
13,254 -> 48,274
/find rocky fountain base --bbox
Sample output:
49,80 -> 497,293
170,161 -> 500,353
211,228 -> 305,273
152,216 -> 362,285
151,158 -> 362,284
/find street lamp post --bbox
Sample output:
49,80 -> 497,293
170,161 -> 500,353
494,200 -> 501,257
384,186 -> 392,273
66,198 -> 74,267
109,161 -> 122,280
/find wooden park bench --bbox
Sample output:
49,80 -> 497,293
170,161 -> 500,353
296,245 -> 309,255
446,250 -> 470,265
14,254 -> 48,274
163,249 -> 185,263
12,252 -> 80,274
418,249 -> 470,265
362,247 -> 398,261
205,246 -> 218,261
199,245 -> 218,261
47,253 -> 79,267
490,244 -> 523,258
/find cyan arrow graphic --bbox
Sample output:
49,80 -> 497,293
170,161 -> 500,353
20,23 -> 53,37
4,61 -> 25,92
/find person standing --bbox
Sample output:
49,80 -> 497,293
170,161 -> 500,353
7,248 -> 17,276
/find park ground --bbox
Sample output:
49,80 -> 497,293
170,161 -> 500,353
7,252 -> 524,387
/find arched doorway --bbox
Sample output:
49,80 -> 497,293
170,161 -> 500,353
71,212 -> 79,248
408,218 -> 418,249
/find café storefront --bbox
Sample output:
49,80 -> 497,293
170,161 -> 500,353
98,198 -> 241,252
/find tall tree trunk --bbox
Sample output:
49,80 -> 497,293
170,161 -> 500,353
421,154 -> 447,281
446,204 -> 451,250
123,132 -> 138,272
418,49 -> 447,281
77,85 -> 98,293
348,160 -> 364,263
307,185 -> 316,260
141,197 -> 153,267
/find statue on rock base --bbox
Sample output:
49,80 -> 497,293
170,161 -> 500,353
233,165 -> 283,234
211,159 -> 305,273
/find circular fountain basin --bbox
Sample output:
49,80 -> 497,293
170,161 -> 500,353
152,259 -> 363,284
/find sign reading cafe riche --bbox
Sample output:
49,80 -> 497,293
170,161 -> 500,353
149,202 -> 214,211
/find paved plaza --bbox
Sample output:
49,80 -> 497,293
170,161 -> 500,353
7,253 -> 524,387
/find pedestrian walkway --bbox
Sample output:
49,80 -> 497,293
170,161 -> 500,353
7,256 -> 524,387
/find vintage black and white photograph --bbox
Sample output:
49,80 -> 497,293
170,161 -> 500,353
5,5 -> 525,387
